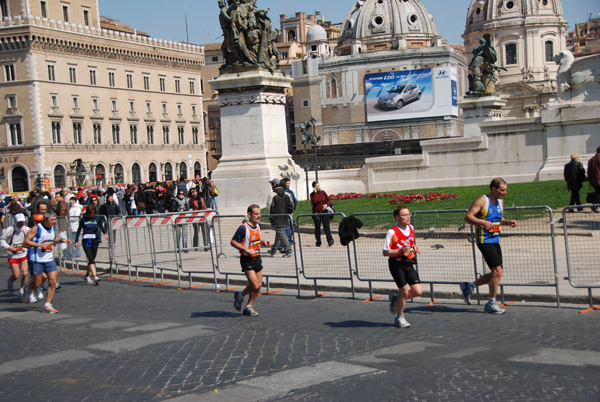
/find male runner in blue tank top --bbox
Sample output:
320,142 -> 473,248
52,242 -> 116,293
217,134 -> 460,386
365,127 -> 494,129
460,178 -> 517,314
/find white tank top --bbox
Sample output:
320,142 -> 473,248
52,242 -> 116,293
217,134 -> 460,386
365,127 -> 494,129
30,223 -> 56,263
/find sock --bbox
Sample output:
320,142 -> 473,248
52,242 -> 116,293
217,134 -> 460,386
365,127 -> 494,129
488,297 -> 496,304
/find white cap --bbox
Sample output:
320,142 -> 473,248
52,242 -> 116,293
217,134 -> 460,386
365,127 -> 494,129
14,213 -> 26,223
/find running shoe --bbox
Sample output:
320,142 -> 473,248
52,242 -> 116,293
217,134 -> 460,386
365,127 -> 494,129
394,315 -> 410,328
484,302 -> 506,315
35,288 -> 43,300
21,290 -> 29,304
267,250 -> 276,257
282,252 -> 293,258
55,282 -> 62,290
459,282 -> 472,305
7,278 -> 14,292
243,306 -> 259,316
27,293 -> 37,304
18,288 -> 25,297
94,277 -> 100,286
389,293 -> 399,315
233,291 -> 244,311
84,276 -> 93,284
43,303 -> 58,314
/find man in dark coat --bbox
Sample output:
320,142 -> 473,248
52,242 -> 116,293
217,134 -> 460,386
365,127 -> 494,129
268,185 -> 293,257
563,153 -> 586,211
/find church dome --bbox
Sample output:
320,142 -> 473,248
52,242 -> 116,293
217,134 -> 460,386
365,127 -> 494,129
465,0 -> 566,35
307,24 -> 328,42
337,0 -> 440,54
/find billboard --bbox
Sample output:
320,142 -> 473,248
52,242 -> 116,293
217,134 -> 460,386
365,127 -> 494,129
365,67 -> 458,122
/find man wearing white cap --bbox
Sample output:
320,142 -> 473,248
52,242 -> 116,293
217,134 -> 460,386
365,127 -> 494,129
0,213 -> 30,297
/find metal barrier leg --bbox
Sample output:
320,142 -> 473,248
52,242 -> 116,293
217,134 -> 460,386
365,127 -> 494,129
430,283 -> 435,302
368,281 -> 373,300
314,279 -> 318,296
589,288 -> 594,308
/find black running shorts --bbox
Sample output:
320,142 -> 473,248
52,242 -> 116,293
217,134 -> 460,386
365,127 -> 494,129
388,259 -> 420,289
476,243 -> 503,269
240,255 -> 263,273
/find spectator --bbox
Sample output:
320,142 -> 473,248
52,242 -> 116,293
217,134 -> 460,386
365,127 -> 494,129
66,197 -> 83,259
135,184 -> 146,215
189,188 -> 209,251
99,194 -> 121,241
563,153 -> 586,211
156,182 -> 167,213
145,184 -> 157,214
310,181 -> 334,247
282,177 -> 297,246
268,182 -> 293,258
588,146 -> 600,213
54,192 -> 70,237
170,189 -> 189,253
79,190 -> 91,207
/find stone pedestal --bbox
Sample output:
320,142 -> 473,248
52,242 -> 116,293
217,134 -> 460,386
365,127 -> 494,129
459,95 -> 507,137
209,70 -> 305,210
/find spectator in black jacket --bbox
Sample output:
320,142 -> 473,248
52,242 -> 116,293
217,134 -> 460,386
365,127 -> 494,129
99,194 -> 121,241
563,153 -> 586,211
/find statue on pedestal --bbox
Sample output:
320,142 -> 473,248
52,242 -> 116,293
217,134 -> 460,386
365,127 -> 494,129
218,0 -> 280,73
467,33 -> 505,96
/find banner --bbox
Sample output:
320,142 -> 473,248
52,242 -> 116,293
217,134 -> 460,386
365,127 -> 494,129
365,67 -> 458,122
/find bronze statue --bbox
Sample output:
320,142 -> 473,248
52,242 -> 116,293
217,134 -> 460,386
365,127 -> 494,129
218,0 -> 280,72
467,33 -> 505,96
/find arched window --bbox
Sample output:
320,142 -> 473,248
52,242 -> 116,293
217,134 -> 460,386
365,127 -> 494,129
54,165 -> 66,188
95,164 -> 105,186
330,78 -> 338,98
164,162 -> 173,181
11,166 -> 29,192
132,163 -> 141,184
194,162 -> 202,179
505,43 -> 517,65
287,30 -> 296,42
114,163 -> 124,184
544,41 -> 554,62
148,163 -> 157,183
179,161 -> 187,180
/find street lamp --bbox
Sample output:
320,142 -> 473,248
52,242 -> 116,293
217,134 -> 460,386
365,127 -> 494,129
299,117 -> 320,198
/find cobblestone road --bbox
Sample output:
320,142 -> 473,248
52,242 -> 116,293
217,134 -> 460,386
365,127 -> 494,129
0,263 -> 598,401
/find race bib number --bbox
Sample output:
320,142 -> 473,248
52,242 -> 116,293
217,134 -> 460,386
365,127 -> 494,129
488,222 -> 501,237
83,234 -> 96,240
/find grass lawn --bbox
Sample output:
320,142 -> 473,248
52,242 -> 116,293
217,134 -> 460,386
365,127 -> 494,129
290,180 -> 573,216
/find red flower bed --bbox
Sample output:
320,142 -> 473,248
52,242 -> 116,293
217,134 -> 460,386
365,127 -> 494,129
330,192 -> 457,204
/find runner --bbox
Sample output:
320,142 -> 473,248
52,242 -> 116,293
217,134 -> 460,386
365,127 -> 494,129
460,177 -> 517,314
23,211 -> 70,313
230,204 -> 271,316
0,213 -> 30,297
383,205 -> 422,328
75,205 -> 108,285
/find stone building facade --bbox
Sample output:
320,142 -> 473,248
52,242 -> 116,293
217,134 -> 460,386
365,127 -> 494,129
0,0 -> 206,193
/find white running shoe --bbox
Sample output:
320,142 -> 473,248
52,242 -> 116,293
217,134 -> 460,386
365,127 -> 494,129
484,302 -> 506,315
18,288 -> 25,297
28,293 -> 37,304
43,303 -> 58,314
84,276 -> 93,284
394,315 -> 411,328
93,276 -> 100,285
35,288 -> 43,300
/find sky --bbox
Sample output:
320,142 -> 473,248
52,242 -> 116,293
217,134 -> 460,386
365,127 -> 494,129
99,0 -> 600,46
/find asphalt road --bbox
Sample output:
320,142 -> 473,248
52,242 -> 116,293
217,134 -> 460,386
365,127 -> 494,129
0,262 -> 598,401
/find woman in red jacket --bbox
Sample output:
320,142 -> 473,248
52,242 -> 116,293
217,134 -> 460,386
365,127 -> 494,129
309,181 -> 334,247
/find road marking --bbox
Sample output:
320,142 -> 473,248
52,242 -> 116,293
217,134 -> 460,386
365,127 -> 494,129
87,325 -> 213,353
442,347 -> 489,358
55,318 -> 95,325
0,310 -> 33,319
8,312 -> 72,322
90,320 -> 135,329
509,348 -> 600,367
0,349 -> 96,375
348,342 -> 442,364
123,322 -> 183,332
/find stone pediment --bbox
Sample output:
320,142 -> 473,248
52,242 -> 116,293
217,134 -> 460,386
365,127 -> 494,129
498,82 -> 542,98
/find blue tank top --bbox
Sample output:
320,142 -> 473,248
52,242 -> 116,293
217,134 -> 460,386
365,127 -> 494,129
476,195 -> 503,244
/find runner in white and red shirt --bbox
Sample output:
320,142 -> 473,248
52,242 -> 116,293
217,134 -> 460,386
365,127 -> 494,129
0,213 -> 30,298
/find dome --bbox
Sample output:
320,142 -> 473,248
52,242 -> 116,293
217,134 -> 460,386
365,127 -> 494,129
465,0 -> 566,34
337,0 -> 440,53
307,24 -> 328,42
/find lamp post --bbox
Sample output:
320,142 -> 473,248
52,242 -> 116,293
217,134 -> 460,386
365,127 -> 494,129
299,116 -> 320,198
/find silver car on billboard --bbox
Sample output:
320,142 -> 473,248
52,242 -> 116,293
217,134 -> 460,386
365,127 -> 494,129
377,83 -> 421,109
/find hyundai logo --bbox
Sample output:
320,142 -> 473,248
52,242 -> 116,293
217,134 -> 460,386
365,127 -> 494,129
437,70 -> 448,77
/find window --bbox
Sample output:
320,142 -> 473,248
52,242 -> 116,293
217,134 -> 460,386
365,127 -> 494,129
164,162 -> 173,181
83,9 -> 89,26
62,5 -> 69,22
159,76 -> 166,92
179,162 -> 187,180
129,101 -> 135,112
114,164 -> 124,184
0,0 -> 8,18
175,78 -> 181,93
178,126 -> 184,144
146,101 -> 152,114
73,123 -> 82,144
4,63 -> 15,82
191,105 -> 197,116
302,99 -> 310,108
69,66 -> 77,83
51,122 -> 61,144
126,72 -> 133,89
147,125 -> 154,144
143,75 -> 150,90
54,165 -> 66,188
132,163 -> 141,184
148,162 -> 157,182
130,125 -> 138,144
111,100 -> 118,112
162,103 -> 167,114
191,79 -> 197,94
72,97 -> 79,109
163,126 -> 170,144
108,71 -> 116,87
47,64 -> 56,81
177,104 -> 182,115
92,98 -> 98,111
9,123 -> 23,145
112,124 -> 120,144
51,95 -> 58,107
545,41 -> 554,62
40,1 -> 47,18
89,69 -> 97,85
93,123 -> 102,144
192,127 -> 199,145
7,95 -> 16,108
505,43 -> 517,65
211,56 -> 219,62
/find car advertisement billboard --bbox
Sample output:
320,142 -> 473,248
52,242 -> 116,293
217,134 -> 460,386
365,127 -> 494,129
365,67 -> 458,122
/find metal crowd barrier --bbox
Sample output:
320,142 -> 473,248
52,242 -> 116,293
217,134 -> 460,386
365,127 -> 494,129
296,212 -> 355,297
57,215 -> 111,275
562,204 -> 600,307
